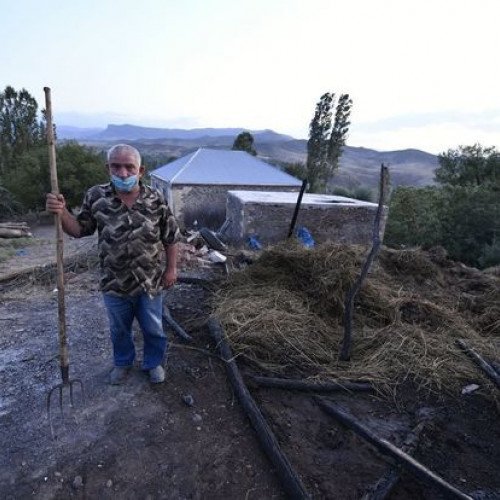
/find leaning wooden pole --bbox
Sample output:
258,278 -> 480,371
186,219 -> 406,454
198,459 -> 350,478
288,178 -> 308,238
361,420 -> 428,500
208,318 -> 310,500
316,398 -> 472,500
339,164 -> 389,361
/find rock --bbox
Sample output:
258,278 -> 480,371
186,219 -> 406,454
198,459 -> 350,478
192,413 -> 202,424
461,384 -> 480,395
182,394 -> 194,407
106,479 -> 113,488
72,475 -> 83,489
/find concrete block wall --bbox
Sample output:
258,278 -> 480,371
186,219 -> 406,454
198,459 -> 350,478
170,184 -> 300,229
225,190 -> 387,247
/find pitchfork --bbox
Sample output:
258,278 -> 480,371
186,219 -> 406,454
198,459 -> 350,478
44,87 -> 84,437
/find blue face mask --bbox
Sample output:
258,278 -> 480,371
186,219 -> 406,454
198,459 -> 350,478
111,174 -> 138,192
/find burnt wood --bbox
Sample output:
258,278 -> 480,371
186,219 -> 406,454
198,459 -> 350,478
361,420 -> 427,500
208,318 -> 311,500
251,375 -> 373,393
316,398 -> 472,500
162,306 -> 193,343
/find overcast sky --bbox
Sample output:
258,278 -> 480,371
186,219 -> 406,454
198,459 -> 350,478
2,0 -> 499,154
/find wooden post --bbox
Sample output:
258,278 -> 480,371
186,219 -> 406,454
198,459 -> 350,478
288,179 -> 308,238
339,164 -> 389,361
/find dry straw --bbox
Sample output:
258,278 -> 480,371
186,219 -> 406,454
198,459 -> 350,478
214,242 -> 499,399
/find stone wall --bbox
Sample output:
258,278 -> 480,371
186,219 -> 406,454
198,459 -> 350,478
170,184 -> 300,229
225,190 -> 387,247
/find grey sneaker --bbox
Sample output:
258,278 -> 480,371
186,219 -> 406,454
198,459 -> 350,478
149,365 -> 165,384
109,366 -> 131,385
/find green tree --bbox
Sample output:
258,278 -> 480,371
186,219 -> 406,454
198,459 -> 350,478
386,144 -> 500,268
435,144 -> 499,187
55,142 -> 108,210
384,186 -> 442,248
3,141 -> 106,212
437,185 -> 500,267
306,92 -> 352,192
3,148 -> 47,210
306,93 -> 332,193
328,93 -> 352,174
281,161 -> 307,181
0,86 -> 45,173
232,131 -> 257,156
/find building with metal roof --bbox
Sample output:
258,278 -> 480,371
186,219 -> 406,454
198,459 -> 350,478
150,148 -> 302,229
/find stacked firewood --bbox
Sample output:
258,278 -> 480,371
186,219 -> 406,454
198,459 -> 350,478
0,222 -> 32,238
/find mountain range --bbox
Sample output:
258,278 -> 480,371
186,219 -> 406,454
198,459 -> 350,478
57,124 -> 439,190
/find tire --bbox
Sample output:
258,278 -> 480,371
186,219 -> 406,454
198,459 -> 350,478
199,227 -> 227,252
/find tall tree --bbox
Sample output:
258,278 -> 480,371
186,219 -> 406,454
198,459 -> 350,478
306,92 -> 333,192
232,131 -> 257,156
328,93 -> 352,173
306,92 -> 352,192
0,86 -> 45,172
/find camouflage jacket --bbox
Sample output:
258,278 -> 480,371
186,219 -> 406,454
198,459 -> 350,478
76,182 -> 179,297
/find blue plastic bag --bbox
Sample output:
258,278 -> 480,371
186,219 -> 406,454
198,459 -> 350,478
296,226 -> 315,248
247,235 -> 263,251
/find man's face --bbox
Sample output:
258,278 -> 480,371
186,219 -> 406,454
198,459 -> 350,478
107,151 -> 144,180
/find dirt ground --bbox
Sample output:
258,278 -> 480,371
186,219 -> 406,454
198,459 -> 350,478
0,225 -> 499,499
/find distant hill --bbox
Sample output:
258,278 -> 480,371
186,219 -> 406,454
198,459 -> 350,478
58,124 -> 293,142
59,124 -> 438,189
257,141 -> 438,189
57,125 -> 103,140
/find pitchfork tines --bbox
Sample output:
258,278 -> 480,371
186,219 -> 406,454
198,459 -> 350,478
47,365 -> 85,438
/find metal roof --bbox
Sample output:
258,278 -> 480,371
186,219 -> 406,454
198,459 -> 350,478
150,148 -> 302,186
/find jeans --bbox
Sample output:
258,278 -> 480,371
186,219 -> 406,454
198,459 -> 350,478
102,292 -> 167,370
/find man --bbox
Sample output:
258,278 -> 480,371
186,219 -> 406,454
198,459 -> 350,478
46,144 -> 179,385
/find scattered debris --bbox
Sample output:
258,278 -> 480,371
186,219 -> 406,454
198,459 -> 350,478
0,222 -> 32,238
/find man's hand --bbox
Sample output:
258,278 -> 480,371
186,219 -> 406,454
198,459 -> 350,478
46,193 -> 66,215
162,267 -> 177,288
45,193 -> 83,238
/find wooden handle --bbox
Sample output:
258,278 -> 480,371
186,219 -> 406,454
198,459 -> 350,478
44,87 -> 69,378
44,87 -> 59,195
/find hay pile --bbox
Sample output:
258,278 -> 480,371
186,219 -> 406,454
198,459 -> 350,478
214,243 -> 499,397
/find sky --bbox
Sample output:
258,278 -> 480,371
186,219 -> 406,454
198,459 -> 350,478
1,0 -> 499,154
